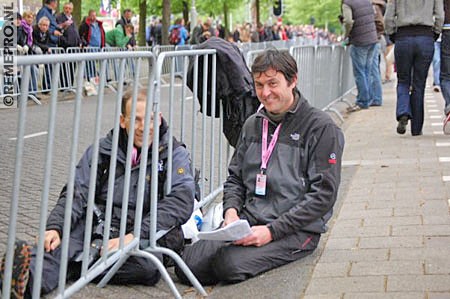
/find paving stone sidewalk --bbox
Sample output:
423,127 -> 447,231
303,81 -> 450,299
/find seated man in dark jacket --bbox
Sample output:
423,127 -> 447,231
1,90 -> 195,298
176,49 -> 345,285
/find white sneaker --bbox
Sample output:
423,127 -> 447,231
444,113 -> 450,135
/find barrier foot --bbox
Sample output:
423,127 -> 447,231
96,254 -> 129,288
28,94 -> 41,105
326,107 -> 345,124
147,246 -> 208,297
134,250 -> 184,299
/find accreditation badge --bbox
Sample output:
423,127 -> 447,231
255,173 -> 267,196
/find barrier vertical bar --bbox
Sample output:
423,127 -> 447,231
2,61 -> 30,299
209,54 -> 217,193
56,58 -> 80,296
32,61 -> 62,298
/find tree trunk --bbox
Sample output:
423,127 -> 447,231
162,0 -> 171,45
182,1 -> 189,26
71,0 -> 82,26
223,2 -> 229,37
255,0 -> 260,25
138,0 -> 147,46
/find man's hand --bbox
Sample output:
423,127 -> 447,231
223,208 -> 240,227
233,225 -> 273,247
43,230 -> 61,252
102,233 -> 134,255
54,30 -> 63,37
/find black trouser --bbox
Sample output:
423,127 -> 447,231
175,230 -> 320,285
27,224 -> 162,296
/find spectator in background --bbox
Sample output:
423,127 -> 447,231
116,9 -> 136,47
19,11 -> 38,97
271,24 -> 280,40
153,19 -> 162,46
36,0 -> 62,47
432,35 -> 442,92
232,24 -> 241,43
169,18 -> 189,46
146,20 -> 154,46
191,18 -> 213,44
369,0 -> 385,107
341,0 -> 379,112
216,23 -> 225,39
385,0 -> 443,136
257,22 -> 267,42
16,13 -> 27,54
106,24 -> 134,48
79,10 -> 105,81
33,17 -> 53,91
56,2 -> 82,90
79,10 -> 105,48
440,0 -> 450,134
32,17 -> 51,53
56,2 -> 82,49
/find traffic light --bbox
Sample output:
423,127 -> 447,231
273,0 -> 283,17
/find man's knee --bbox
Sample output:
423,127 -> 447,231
212,247 -> 249,283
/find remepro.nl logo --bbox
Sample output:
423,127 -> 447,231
1,2 -> 18,109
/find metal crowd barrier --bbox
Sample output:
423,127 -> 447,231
3,50 -> 223,298
290,45 -> 355,121
289,46 -> 316,104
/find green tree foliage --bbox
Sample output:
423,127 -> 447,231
283,0 -> 342,32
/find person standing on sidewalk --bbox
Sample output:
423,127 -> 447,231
385,0 -> 444,136
341,0 -> 380,111
440,0 -> 450,134
175,49 -> 345,285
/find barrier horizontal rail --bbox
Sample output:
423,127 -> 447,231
3,48 -> 231,299
3,51 -> 163,299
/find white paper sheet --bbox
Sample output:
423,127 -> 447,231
197,219 -> 252,241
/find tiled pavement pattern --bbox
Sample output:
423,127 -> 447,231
303,82 -> 450,299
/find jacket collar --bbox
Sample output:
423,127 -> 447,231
256,89 -> 307,124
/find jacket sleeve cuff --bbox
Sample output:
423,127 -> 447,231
266,223 -> 278,241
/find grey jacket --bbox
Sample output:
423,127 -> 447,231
384,0 -> 444,35
223,91 -> 345,240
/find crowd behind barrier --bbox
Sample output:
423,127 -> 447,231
2,37 -> 344,105
1,42 -> 354,298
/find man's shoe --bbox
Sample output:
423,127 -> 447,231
347,104 -> 362,112
397,115 -> 408,135
0,240 -> 32,299
444,113 -> 450,135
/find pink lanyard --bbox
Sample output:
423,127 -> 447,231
261,118 -> 282,171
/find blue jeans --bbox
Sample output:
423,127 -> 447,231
433,41 -> 441,86
350,43 -> 378,108
440,30 -> 450,115
395,35 -> 434,135
369,42 -> 383,105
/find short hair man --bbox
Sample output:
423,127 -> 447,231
1,90 -> 195,297
176,49 -> 345,285
116,8 -> 136,47
35,0 -> 63,46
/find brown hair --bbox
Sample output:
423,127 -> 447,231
251,48 -> 298,86
121,89 -> 148,116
